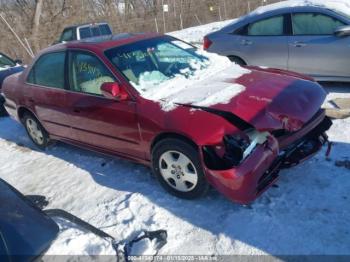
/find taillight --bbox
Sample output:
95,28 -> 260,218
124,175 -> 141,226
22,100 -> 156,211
203,36 -> 212,50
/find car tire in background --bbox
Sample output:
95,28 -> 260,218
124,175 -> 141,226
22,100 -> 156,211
0,95 -> 7,117
23,113 -> 50,150
152,138 -> 209,199
228,56 -> 246,66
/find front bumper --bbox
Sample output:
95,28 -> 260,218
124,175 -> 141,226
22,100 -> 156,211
204,110 -> 332,204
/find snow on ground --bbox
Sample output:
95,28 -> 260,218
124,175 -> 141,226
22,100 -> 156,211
1,19 -> 350,257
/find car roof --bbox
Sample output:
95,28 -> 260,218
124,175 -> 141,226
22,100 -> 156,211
248,0 -> 350,20
45,32 -> 162,53
217,2 -> 350,34
63,22 -> 110,30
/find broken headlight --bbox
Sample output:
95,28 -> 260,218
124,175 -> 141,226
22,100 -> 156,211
223,135 -> 250,166
224,130 -> 270,166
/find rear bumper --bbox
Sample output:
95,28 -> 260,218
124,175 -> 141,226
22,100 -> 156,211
3,97 -> 20,121
204,110 -> 332,204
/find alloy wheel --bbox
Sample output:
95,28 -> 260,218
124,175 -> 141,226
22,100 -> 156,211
159,150 -> 198,192
26,118 -> 44,146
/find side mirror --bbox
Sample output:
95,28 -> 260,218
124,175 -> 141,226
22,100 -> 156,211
100,82 -> 129,101
334,25 -> 350,37
14,59 -> 22,65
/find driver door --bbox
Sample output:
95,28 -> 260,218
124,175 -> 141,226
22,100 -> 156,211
288,12 -> 350,78
65,50 -> 142,158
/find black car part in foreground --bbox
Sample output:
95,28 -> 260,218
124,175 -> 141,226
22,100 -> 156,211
0,178 -> 167,262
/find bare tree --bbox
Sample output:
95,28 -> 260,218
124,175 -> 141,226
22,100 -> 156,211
31,0 -> 43,53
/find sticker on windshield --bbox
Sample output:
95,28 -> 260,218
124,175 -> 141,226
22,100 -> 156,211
171,40 -> 193,50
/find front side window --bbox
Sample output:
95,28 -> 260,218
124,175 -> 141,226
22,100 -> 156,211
248,16 -> 284,36
292,13 -> 345,35
68,51 -> 115,95
0,53 -> 16,68
60,29 -> 74,42
27,52 -> 65,89
105,37 -> 206,92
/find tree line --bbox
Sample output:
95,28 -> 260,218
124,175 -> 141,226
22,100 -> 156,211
0,0 -> 279,62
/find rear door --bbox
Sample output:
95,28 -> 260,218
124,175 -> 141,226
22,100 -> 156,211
64,50 -> 142,158
25,51 -> 72,138
237,14 -> 289,69
288,12 -> 350,78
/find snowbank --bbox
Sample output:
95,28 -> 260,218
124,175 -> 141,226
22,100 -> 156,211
168,19 -> 235,44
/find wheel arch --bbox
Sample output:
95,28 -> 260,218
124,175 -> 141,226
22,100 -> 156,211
17,106 -> 37,123
151,132 -> 199,153
227,55 -> 247,65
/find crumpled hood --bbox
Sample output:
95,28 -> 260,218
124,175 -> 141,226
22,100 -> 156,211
182,67 -> 326,132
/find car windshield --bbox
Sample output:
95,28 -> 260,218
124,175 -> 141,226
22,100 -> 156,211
0,53 -> 16,69
104,37 -> 208,92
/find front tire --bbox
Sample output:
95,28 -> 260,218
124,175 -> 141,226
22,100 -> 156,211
23,113 -> 50,150
152,138 -> 209,199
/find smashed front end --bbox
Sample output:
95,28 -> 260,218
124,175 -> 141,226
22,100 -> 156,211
202,109 -> 332,204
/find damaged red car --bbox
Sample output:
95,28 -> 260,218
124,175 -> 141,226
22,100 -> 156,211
1,34 -> 332,204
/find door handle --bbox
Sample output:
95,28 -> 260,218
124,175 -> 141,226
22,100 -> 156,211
292,41 -> 307,47
241,39 -> 253,46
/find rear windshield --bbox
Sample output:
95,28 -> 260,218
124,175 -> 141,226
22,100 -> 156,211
79,24 -> 111,39
79,27 -> 92,39
99,24 -> 112,35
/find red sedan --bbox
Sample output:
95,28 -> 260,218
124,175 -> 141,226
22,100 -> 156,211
1,33 -> 332,204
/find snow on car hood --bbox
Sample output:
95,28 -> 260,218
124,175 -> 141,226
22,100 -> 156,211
0,65 -> 11,71
0,64 -> 23,72
135,50 -> 325,132
252,0 -> 350,17
137,51 -> 251,111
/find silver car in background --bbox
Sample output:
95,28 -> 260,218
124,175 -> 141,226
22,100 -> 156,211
204,2 -> 350,82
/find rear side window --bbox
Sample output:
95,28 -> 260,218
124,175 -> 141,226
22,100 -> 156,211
79,27 -> 92,39
99,24 -> 112,35
292,13 -> 345,35
248,16 -> 284,36
27,52 -> 65,89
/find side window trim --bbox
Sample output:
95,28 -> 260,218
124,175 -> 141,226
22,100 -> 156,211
291,12 -> 345,36
67,49 -> 119,97
26,50 -> 68,90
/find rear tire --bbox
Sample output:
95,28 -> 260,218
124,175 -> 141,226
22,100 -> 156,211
152,138 -> 209,200
23,113 -> 50,150
228,56 -> 246,66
